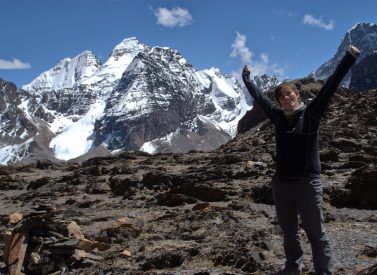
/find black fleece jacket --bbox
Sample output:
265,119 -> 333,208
242,51 -> 358,179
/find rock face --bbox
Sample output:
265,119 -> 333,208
0,79 -> 38,141
0,79 -> 376,274
315,22 -> 377,89
0,79 -> 57,163
350,51 -> 377,91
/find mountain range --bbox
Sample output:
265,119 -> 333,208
0,22 -> 376,164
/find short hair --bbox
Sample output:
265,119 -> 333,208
274,83 -> 299,103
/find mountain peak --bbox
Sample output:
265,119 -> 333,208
315,21 -> 377,86
343,22 -> 377,51
80,37 -> 146,88
348,22 -> 377,33
23,50 -> 101,93
110,37 -> 146,59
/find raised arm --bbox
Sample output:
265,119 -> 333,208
242,66 -> 281,123
306,45 -> 360,120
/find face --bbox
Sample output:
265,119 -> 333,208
278,89 -> 300,111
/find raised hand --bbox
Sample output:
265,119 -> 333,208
348,45 -> 361,57
242,65 -> 251,78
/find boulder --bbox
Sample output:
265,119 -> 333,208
347,164 -> 377,209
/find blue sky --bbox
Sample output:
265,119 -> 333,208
1,0 -> 376,87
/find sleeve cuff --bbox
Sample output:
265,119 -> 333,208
346,49 -> 360,59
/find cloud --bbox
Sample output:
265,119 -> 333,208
230,32 -> 253,64
155,7 -> 192,28
0,58 -> 31,70
303,14 -> 334,30
230,32 -> 286,79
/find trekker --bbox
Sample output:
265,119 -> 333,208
242,45 -> 360,275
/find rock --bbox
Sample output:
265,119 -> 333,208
88,165 -> 101,176
29,252 -> 41,265
141,171 -> 172,188
50,239 -> 80,249
192,202 -> 211,211
86,181 -> 111,194
244,160 -> 267,171
121,249 -> 132,257
168,182 -> 226,202
68,221 -> 85,240
9,212 -> 23,225
0,176 -> 19,191
141,250 -> 185,271
360,245 -> 377,258
67,221 -> 110,252
157,193 -> 197,207
330,138 -> 361,153
66,162 -> 81,171
213,247 -> 261,272
328,188 -> 355,208
35,160 -> 54,170
218,154 -> 243,165
320,149 -> 339,162
356,263 -> 377,275
77,199 -> 100,209
251,184 -> 274,205
338,161 -> 367,169
3,231 -> 28,275
109,176 -> 138,196
103,217 -> 143,239
0,167 -> 10,176
71,249 -> 103,262
349,154 -> 375,162
347,164 -> 377,209
27,177 -> 53,190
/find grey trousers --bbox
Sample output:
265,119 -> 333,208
271,175 -> 332,275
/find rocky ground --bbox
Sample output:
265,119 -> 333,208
0,79 -> 376,274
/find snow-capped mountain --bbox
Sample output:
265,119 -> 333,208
2,37 -> 279,164
315,22 -> 377,89
19,38 -> 147,160
92,46 -> 249,154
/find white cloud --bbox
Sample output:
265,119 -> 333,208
230,31 -> 253,64
0,58 -> 31,70
303,14 -> 334,30
155,7 -> 192,28
230,32 -> 286,79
